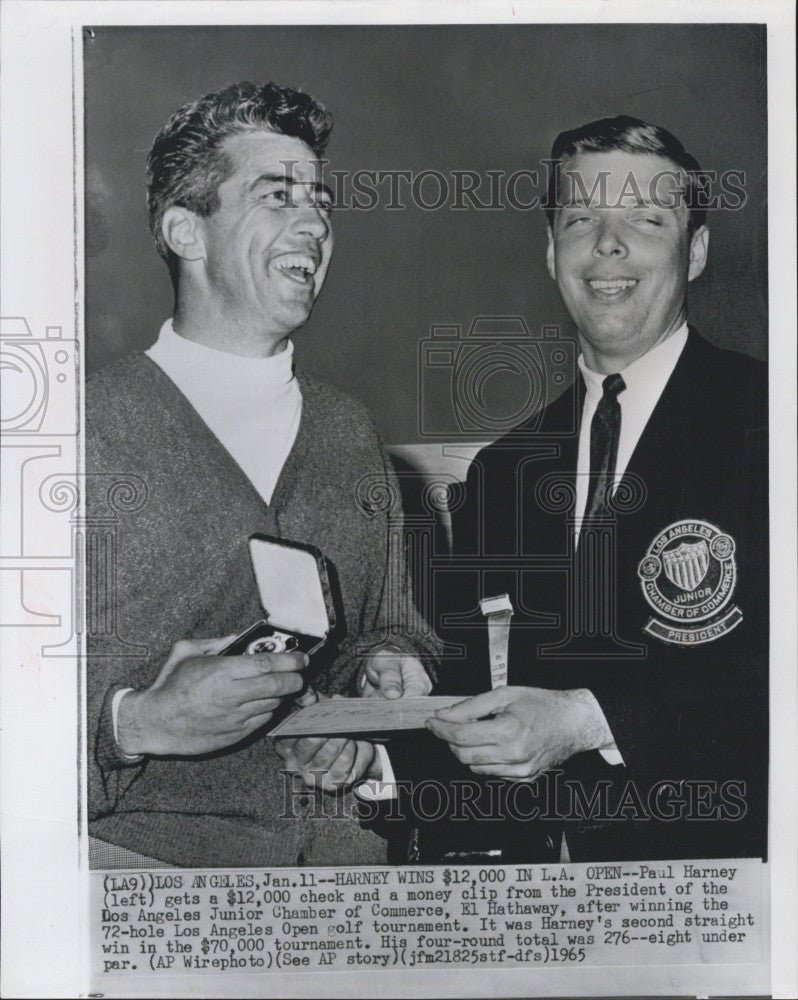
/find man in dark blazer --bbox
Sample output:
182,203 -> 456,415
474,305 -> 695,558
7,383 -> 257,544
417,116 -> 767,863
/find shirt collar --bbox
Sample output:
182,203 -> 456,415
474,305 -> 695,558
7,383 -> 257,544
147,318 -> 296,389
578,322 -> 689,403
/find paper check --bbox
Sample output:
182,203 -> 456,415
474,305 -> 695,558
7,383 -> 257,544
269,696 -> 466,737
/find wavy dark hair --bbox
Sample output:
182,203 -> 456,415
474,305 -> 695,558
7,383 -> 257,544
544,115 -> 707,235
146,81 -> 333,284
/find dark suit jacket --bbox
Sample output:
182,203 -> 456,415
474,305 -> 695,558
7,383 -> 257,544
392,330 -> 767,863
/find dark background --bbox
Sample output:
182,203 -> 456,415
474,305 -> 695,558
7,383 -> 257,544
84,24 -> 767,445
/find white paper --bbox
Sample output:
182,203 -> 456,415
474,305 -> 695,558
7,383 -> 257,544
270,696 -> 466,736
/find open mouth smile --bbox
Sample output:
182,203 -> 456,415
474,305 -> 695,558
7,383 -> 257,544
586,278 -> 638,297
271,253 -> 319,285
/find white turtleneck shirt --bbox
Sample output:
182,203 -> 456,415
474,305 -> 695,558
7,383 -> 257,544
145,318 -> 302,505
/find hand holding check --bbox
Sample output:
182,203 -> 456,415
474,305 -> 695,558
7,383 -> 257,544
426,686 -> 614,782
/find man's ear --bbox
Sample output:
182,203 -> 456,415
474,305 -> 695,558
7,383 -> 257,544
687,224 -> 709,282
546,225 -> 556,281
161,206 -> 206,263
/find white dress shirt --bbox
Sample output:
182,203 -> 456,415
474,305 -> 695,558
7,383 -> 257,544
575,323 -> 689,532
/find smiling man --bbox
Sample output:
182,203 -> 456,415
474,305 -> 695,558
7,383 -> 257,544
420,116 -> 768,863
86,82 -> 436,868
547,146 -> 708,372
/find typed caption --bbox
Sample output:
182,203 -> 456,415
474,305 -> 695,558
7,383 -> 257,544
91,857 -> 764,983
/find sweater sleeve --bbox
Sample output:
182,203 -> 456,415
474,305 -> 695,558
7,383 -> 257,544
84,416 -> 149,817
335,436 -> 443,693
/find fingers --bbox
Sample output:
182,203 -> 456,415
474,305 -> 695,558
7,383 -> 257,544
274,737 -> 298,756
227,650 -> 308,680
425,715 -> 502,747
349,740 -> 376,783
284,740 -> 356,792
395,656 -> 433,697
234,696 -> 285,717
444,743 -> 508,767
239,710 -> 279,736
276,736 -> 360,791
324,742 -> 357,783
307,739 -> 354,778
276,736 -> 347,767
363,651 -> 433,699
162,634 -> 239,670
214,709 -> 281,743
433,689 -> 508,722
250,650 -> 310,675
469,763 -> 541,780
234,670 -> 305,705
294,686 -> 320,709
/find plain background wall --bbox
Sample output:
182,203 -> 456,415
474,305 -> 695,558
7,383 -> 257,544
84,24 -> 767,445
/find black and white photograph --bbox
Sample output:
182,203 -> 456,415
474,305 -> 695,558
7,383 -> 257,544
0,2 -> 795,997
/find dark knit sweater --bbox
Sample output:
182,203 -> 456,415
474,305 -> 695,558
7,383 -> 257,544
86,354 -> 438,866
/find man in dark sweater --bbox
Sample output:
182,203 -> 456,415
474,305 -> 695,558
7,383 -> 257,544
87,82 -> 437,867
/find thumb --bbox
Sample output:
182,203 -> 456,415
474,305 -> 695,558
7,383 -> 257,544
294,686 -> 320,709
198,633 -> 239,655
366,656 -> 404,699
158,635 -> 232,676
434,690 -> 504,722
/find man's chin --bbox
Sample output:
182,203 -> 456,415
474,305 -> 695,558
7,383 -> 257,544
579,322 -> 634,350
265,303 -> 315,340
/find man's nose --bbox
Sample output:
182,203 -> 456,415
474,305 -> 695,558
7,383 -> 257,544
291,190 -> 330,241
592,217 -> 627,258
295,204 -> 330,241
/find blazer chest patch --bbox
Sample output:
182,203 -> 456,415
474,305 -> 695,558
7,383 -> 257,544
637,519 -> 742,645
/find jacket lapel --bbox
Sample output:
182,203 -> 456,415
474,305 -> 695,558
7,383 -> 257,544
620,328 -> 710,487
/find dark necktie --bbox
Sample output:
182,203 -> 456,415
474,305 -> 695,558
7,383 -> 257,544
583,372 -> 626,523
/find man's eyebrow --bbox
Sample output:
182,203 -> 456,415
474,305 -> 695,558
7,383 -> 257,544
560,195 -> 673,210
249,173 -> 332,198
248,172 -> 293,189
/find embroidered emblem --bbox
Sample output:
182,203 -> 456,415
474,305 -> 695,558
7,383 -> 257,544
637,519 -> 742,645
662,539 -> 709,591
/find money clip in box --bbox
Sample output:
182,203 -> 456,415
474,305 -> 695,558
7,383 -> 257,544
220,534 -> 336,658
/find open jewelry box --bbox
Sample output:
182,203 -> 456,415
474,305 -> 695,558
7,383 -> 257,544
221,533 -> 336,658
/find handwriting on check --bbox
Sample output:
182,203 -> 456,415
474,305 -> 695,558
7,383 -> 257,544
269,696 -> 466,737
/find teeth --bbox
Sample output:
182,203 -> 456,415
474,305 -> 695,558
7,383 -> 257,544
273,254 -> 317,278
588,279 -> 637,294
